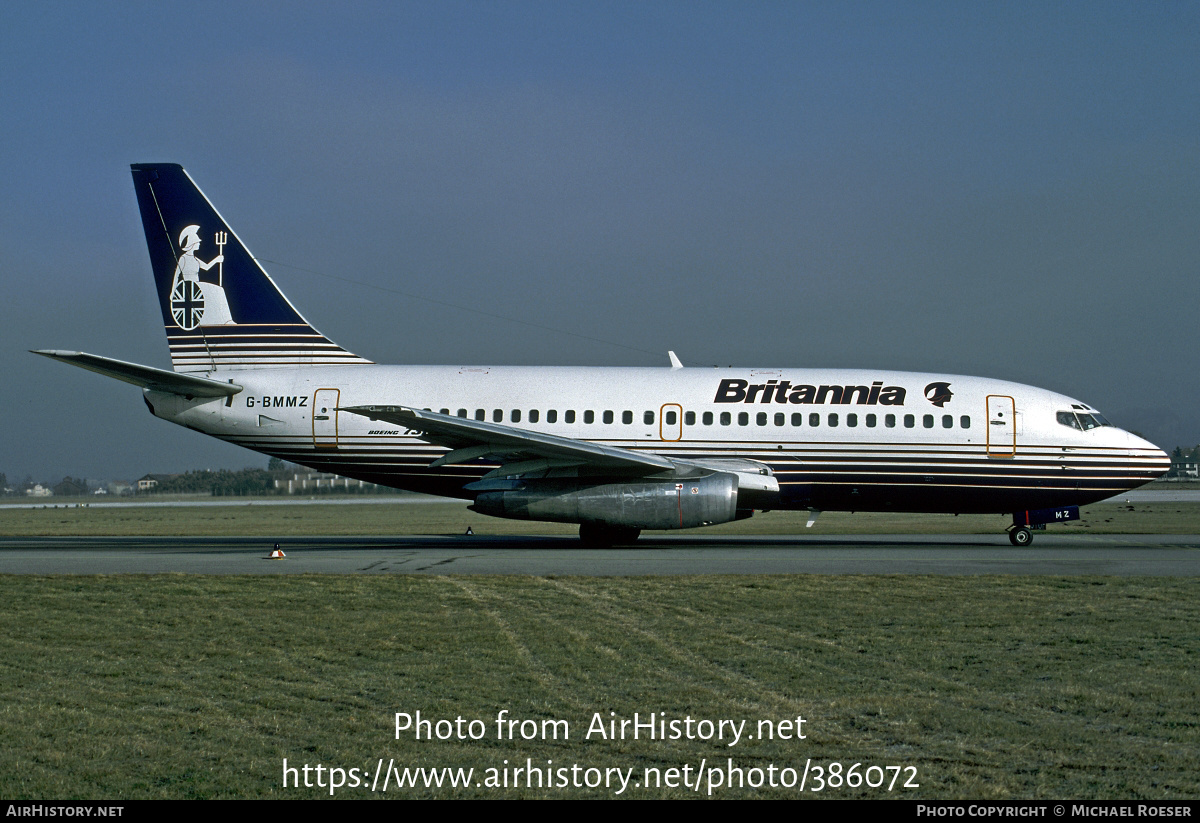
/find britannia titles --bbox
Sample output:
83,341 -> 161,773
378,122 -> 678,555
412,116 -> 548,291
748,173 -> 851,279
714,378 -> 906,406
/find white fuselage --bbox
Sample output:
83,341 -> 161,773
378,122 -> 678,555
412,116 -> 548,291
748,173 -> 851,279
145,363 -> 1168,514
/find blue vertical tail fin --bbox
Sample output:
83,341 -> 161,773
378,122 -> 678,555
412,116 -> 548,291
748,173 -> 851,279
130,163 -> 371,373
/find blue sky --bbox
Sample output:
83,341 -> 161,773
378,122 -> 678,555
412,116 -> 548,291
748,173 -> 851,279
2,2 -> 1197,482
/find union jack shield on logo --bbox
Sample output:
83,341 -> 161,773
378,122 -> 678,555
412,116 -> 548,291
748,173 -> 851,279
171,280 -> 205,330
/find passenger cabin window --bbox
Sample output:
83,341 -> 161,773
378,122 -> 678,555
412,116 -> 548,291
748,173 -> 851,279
457,409 -> 467,418
809,413 -> 820,427
866,414 -> 877,427
737,412 -> 749,426
493,409 -> 503,423
603,410 -> 613,424
511,409 -> 521,423
923,414 -> 934,428
565,410 -> 576,424
644,410 -> 655,424
530,410 -> 539,423
440,408 -> 450,415
904,414 -> 915,428
792,413 -> 803,426
960,416 -> 970,428
828,413 -> 838,427
547,410 -> 557,423
703,411 -> 713,425
720,412 -> 731,426
665,410 -> 677,425
757,412 -> 767,426
847,413 -> 858,427
885,414 -> 896,428
475,409 -> 485,421
622,410 -> 633,424
942,415 -> 952,428
685,411 -> 696,426
774,412 -> 785,426
584,410 -> 595,424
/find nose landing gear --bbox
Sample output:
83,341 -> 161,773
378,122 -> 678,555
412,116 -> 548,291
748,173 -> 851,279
1008,505 -> 1080,546
1008,526 -> 1033,546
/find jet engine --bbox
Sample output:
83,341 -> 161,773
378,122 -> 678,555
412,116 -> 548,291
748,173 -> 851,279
469,471 -> 743,530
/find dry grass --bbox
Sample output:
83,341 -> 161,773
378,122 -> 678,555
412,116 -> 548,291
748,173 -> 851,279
0,575 -> 1196,798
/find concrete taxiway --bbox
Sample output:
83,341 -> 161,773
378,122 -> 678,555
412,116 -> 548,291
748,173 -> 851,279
0,534 -> 1196,575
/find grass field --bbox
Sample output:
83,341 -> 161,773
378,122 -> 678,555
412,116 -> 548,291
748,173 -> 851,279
2,499 -> 1199,537
1,500 -> 1196,799
0,575 -> 1196,799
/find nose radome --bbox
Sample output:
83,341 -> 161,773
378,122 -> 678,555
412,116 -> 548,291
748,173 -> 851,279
1124,430 -> 1169,472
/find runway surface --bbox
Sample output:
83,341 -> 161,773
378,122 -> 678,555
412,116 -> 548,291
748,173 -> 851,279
1,534 -> 1197,575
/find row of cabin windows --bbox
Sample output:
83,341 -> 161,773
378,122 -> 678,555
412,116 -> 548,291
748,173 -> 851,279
438,408 -> 971,430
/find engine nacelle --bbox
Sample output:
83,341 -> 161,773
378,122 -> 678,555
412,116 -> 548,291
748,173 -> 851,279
470,472 -> 740,529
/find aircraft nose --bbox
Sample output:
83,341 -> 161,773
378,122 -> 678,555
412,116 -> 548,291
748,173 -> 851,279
1124,430 -> 1170,477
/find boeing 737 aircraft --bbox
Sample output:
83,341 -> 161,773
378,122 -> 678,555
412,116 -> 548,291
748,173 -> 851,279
36,164 -> 1169,546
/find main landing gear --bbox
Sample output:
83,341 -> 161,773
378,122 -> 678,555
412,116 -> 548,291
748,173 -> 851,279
578,522 -> 641,548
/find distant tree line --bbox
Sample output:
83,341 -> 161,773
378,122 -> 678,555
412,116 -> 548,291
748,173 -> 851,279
146,463 -> 393,496
151,469 -> 276,497
0,461 -> 387,498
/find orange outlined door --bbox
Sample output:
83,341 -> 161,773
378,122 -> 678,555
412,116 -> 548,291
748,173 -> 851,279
313,388 -> 340,449
986,395 -> 1015,457
660,403 -> 683,441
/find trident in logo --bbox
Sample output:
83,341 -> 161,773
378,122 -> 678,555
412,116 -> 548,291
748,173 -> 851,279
215,231 -> 227,287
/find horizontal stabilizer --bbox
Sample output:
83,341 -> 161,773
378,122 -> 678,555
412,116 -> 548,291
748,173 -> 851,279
32,350 -> 242,398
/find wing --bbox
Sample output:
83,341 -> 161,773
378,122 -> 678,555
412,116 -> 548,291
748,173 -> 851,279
339,404 -> 678,479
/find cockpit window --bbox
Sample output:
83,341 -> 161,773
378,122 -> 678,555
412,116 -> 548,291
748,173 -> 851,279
1057,411 -> 1082,430
1058,410 -> 1112,431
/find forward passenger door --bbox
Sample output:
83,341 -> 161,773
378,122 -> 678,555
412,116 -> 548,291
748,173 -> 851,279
986,395 -> 1015,457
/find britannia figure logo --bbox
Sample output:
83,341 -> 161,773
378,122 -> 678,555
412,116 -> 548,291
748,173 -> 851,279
170,225 -> 234,329
924,382 -> 953,407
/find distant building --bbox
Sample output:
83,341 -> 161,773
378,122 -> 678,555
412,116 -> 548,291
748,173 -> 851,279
275,472 -> 380,494
53,477 -> 88,497
25,484 -> 51,497
136,473 -> 177,492
1169,454 -> 1198,479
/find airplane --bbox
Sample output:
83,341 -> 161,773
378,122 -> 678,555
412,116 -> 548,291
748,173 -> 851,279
35,163 -> 1170,547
